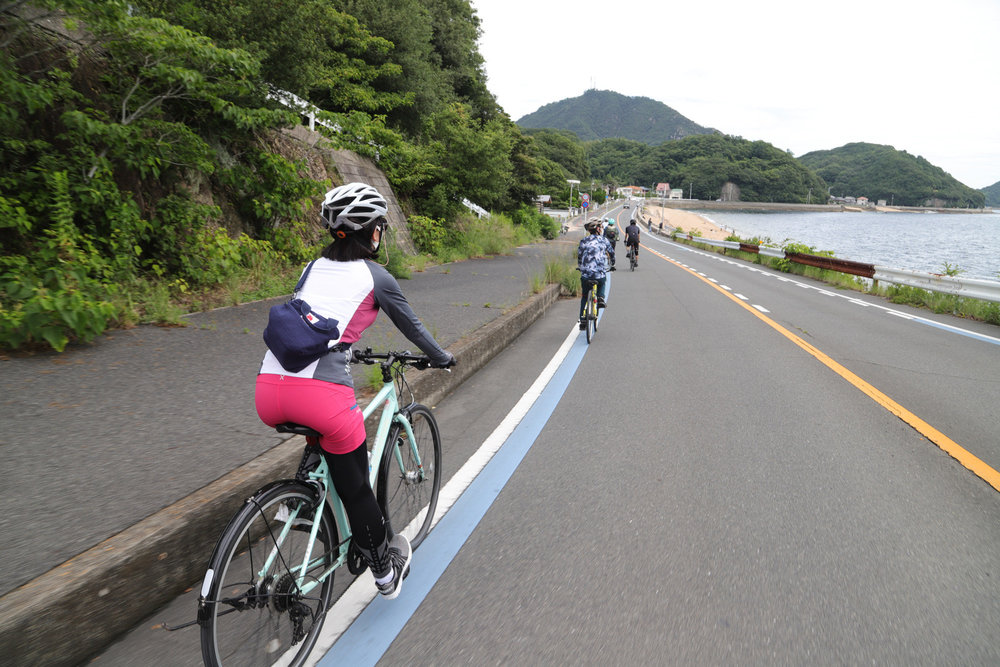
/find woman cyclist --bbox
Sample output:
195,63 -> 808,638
255,182 -> 455,599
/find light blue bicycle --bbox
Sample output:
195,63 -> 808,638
197,349 -> 443,666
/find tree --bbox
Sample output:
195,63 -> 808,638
418,103 -> 513,218
131,0 -> 405,114
800,142 -> 985,207
420,0 -> 497,121
1,0 -> 322,350
524,128 -> 588,180
328,0 -> 445,136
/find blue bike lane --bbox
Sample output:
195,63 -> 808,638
315,279 -> 612,666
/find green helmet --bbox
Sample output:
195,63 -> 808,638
606,219 -> 615,226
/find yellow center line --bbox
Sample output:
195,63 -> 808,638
645,244 -> 1000,493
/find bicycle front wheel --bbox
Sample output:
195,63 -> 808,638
378,404 -> 442,548
586,294 -> 596,343
200,481 -> 337,667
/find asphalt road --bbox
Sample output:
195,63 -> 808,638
375,233 -> 1000,664
94,231 -> 999,665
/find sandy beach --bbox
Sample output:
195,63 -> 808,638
643,204 -> 731,240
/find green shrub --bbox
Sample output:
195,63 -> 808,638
0,172 -> 116,350
511,204 -> 559,240
981,302 -> 1000,326
408,215 -> 447,255
457,215 -> 513,256
775,241 -> 834,273
381,235 -> 411,280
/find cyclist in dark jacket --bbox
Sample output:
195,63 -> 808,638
624,220 -> 641,266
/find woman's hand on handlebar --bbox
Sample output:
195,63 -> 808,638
431,351 -> 456,369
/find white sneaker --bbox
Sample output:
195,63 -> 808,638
375,534 -> 411,600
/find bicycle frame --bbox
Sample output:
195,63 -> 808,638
256,375 -> 421,597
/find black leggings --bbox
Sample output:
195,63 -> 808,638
324,442 -> 386,551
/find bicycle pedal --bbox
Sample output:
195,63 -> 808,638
347,541 -> 368,575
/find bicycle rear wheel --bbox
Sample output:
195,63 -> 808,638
378,404 -> 442,548
200,481 -> 337,667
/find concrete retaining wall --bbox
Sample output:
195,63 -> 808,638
285,125 -> 417,255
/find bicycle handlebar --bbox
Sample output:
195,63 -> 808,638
351,347 -> 432,369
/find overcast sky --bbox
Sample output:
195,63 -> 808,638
471,0 -> 1000,189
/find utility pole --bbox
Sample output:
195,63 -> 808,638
567,179 -> 579,219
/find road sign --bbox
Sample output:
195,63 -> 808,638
581,193 -> 589,202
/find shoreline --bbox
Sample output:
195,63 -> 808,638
639,200 -> 997,242
649,199 -> 992,215
642,204 -> 731,240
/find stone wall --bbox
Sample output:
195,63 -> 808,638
283,125 -> 416,255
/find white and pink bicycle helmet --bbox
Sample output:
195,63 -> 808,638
320,182 -> 388,238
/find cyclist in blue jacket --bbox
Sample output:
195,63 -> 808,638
577,220 -> 614,329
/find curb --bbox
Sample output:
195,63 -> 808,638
0,283 -> 562,666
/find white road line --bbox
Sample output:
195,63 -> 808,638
650,234 -> 1000,346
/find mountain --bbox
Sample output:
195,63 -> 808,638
516,89 -> 714,144
798,143 -> 985,208
981,181 -> 1000,207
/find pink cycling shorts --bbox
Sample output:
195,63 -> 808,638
254,374 -> 365,454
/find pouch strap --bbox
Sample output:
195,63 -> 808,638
293,260 -> 317,296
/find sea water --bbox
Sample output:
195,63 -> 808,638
694,209 -> 1000,281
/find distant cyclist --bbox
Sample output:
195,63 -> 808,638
578,220 -> 615,329
603,219 -> 619,268
624,218 -> 641,267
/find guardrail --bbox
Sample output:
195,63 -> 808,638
266,88 -> 341,133
872,267 -> 1000,303
462,198 -> 490,219
669,232 -> 1000,304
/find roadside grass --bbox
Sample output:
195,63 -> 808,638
123,251 -> 307,324
124,212 -> 550,326
537,251 -> 581,296
675,235 -> 1000,326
